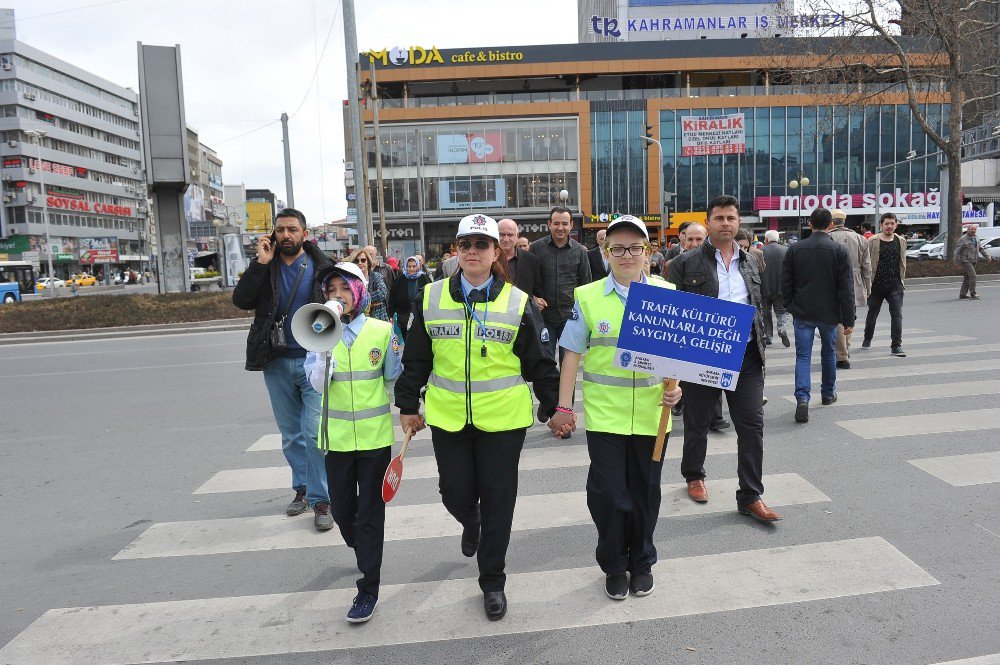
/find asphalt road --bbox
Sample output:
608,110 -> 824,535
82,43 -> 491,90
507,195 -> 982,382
1,276 -> 999,665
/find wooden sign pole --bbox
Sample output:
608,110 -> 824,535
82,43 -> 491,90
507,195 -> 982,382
652,378 -> 679,462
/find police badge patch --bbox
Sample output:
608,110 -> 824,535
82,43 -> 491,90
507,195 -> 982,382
540,328 -> 550,343
369,348 -> 382,366
391,335 -> 400,354
598,320 -> 611,335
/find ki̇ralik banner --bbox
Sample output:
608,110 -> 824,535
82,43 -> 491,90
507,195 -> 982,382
615,283 -> 755,390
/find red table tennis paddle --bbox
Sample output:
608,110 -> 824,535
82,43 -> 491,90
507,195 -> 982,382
382,427 -> 415,503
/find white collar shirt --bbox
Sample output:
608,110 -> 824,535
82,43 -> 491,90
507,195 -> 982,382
708,239 -> 750,305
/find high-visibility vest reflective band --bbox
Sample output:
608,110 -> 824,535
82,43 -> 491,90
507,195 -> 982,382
422,279 -> 533,433
318,318 -> 394,452
576,276 -> 675,436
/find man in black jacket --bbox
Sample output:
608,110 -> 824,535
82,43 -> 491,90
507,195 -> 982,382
667,195 -> 781,524
498,218 -> 543,297
232,209 -> 334,530
587,229 -> 609,280
781,208 -> 855,423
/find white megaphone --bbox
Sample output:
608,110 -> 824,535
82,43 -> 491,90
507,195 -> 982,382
291,299 -> 345,352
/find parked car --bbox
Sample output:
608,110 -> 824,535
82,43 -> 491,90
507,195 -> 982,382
910,231 -> 947,260
979,236 -> 1000,259
36,277 -> 66,290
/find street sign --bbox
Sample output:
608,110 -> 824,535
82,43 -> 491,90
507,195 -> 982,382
347,193 -> 357,201
21,250 -> 40,272
345,179 -> 356,189
615,283 -> 755,390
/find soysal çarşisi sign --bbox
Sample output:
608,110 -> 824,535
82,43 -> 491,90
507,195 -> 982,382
754,189 -> 941,217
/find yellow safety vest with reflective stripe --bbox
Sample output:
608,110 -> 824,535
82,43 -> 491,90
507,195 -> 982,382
576,275 -> 675,436
318,318 -> 394,452
422,278 -> 533,432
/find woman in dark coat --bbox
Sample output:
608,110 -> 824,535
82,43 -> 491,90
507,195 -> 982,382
389,255 -> 432,339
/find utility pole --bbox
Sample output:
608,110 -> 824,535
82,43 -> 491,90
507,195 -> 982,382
369,60 -> 389,257
280,112 -> 294,209
342,0 -> 369,246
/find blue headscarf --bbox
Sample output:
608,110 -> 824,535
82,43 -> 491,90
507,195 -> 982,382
403,255 -> 425,280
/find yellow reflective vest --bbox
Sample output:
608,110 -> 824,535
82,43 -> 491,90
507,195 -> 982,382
422,279 -> 533,432
318,318 -> 394,452
576,275 -> 675,436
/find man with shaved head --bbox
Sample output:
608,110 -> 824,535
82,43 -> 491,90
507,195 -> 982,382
683,223 -> 707,251
498,218 -> 542,298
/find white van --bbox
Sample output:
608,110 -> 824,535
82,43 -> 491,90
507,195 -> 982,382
916,227 -> 1000,260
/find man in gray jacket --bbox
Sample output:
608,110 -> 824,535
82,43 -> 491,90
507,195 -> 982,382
955,224 -> 993,300
760,230 -> 790,347
828,209 -> 871,368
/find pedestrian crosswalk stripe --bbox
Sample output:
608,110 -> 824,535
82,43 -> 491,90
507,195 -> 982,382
766,359 -> 1000,388
908,451 -> 1000,487
781,380 -> 1000,407
118,473 -> 828,560
2,537 -> 936,665
837,408 -> 1000,440
930,655 -> 1000,665
196,436 -> 738,495
766,341 -> 1000,370
247,427 -> 434,452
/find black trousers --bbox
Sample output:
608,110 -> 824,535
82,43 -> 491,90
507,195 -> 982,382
680,341 -> 765,508
431,425 -> 525,593
586,431 -> 664,576
325,447 -> 391,597
864,281 -> 904,347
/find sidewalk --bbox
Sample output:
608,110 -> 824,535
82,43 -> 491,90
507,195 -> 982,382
0,318 -> 252,346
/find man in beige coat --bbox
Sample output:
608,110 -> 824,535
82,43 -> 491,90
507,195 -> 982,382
828,210 -> 871,369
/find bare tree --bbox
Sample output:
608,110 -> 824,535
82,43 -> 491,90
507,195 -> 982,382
763,0 -> 1000,256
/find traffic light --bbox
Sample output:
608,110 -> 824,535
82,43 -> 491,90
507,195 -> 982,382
643,124 -> 654,149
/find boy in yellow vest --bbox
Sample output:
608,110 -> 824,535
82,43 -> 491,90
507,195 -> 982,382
305,262 -> 402,623
547,215 -> 682,601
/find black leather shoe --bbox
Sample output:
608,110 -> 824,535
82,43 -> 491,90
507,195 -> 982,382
836,360 -> 850,369
484,591 -> 507,620
461,523 -> 480,557
794,400 -> 809,423
821,394 -> 837,405
708,419 -> 731,432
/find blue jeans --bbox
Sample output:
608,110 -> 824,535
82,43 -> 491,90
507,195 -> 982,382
793,319 -> 838,403
262,355 -> 329,506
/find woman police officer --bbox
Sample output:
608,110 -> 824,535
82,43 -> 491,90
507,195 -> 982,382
394,213 -> 559,621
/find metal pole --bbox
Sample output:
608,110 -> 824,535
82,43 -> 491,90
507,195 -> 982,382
27,131 -> 56,295
874,167 -> 881,232
644,136 -> 664,244
342,0 -> 369,246
370,60 -> 389,257
280,112 -> 295,209
415,128 -> 426,254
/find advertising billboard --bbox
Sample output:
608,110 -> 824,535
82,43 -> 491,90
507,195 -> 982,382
245,201 -> 273,234
79,237 -> 119,264
681,114 -> 746,156
436,133 -> 503,164
183,184 -> 205,223
439,177 -> 506,209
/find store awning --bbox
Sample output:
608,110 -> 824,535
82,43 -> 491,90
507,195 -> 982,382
963,186 -> 1000,202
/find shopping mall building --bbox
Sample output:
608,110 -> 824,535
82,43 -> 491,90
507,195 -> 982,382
350,14 -> 964,255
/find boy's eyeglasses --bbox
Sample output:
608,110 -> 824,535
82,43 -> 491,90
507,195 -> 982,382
457,239 -> 492,251
606,244 -> 648,257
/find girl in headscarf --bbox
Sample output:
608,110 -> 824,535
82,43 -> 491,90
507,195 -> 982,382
388,255 -> 432,340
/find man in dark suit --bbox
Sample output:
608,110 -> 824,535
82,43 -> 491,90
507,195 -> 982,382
498,218 -> 542,297
587,228 -> 609,280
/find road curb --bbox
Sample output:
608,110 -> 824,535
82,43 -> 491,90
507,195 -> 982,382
0,318 -> 252,345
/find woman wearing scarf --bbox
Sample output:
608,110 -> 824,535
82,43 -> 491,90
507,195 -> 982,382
389,255 -> 432,339
347,247 -> 389,322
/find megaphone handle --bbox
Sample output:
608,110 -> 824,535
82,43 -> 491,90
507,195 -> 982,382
319,352 -> 332,451
399,427 -> 414,460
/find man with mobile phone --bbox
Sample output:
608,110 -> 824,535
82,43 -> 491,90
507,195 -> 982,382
233,209 -> 335,530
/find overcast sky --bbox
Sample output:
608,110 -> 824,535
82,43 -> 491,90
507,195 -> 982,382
7,0 -> 578,226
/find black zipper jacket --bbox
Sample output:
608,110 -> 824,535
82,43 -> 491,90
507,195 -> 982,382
394,271 -> 560,424
231,242 -> 333,371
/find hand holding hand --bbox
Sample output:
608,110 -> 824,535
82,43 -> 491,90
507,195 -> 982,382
533,296 -> 548,311
660,385 -> 683,407
400,413 -> 426,434
547,411 -> 576,438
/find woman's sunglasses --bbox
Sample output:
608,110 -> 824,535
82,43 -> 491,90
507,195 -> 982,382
457,239 -> 492,251
355,257 -> 368,264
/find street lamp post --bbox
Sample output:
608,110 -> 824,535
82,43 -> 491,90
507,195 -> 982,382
788,172 -> 810,236
25,129 -> 56,296
643,136 -> 667,245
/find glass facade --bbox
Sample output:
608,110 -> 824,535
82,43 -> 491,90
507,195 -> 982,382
367,118 -> 579,215
659,103 -> 949,214
590,108 -> 648,215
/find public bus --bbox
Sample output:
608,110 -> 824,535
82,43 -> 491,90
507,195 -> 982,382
0,261 -> 36,302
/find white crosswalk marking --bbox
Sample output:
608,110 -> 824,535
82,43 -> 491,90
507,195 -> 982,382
781,380 -> 1000,407
196,435 -> 737,494
931,656 -> 1000,665
837,408 -> 1000,440
766,359 -> 1000,387
0,537 -> 937,665
909,451 -> 1000,487
766,341 -> 1000,369
118,473 -> 828,560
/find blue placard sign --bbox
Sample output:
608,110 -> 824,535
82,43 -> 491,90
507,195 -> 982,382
615,282 -> 756,391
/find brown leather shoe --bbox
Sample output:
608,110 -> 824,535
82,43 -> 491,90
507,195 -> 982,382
686,479 -> 708,503
738,500 -> 782,523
